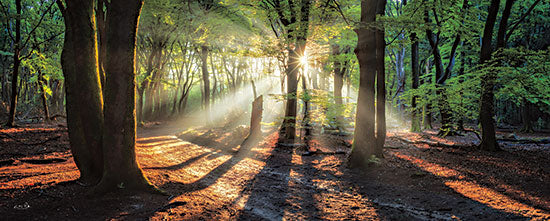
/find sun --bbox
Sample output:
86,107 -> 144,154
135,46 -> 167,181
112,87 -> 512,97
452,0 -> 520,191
299,51 -> 308,66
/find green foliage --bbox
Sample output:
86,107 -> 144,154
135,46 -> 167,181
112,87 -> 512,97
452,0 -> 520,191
494,47 -> 550,113
306,89 -> 356,129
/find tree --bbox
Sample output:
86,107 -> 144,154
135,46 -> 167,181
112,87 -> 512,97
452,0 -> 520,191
478,0 -> 501,151
258,0 -> 312,143
57,0 -> 159,193
2,0 -> 58,126
406,0 -> 421,132
349,0 -> 378,167
94,0 -> 158,193
6,0 -> 21,127
56,0 -> 104,185
423,0 -> 468,136
375,0 -> 387,157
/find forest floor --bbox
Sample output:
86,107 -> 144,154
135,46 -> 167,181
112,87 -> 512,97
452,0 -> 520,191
1,120 -> 549,220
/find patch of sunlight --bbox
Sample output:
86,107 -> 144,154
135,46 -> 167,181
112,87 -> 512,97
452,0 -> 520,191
390,152 -> 550,219
183,155 -> 233,183
0,169 -> 79,190
138,135 -> 179,142
392,152 -> 463,179
138,140 -> 193,153
445,181 -> 549,219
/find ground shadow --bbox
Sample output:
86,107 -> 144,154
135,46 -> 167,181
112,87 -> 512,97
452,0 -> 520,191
352,149 -> 541,220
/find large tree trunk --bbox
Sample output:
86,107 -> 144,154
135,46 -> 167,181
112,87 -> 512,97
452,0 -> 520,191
96,0 -> 107,93
94,0 -> 158,193
375,0 -> 387,157
6,0 -> 21,127
58,0 -> 104,185
479,0 -> 501,151
349,0 -> 377,168
280,47 -> 300,142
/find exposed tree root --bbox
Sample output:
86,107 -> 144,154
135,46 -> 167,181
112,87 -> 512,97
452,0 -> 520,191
437,127 -> 461,138
87,172 -> 167,196
461,128 -> 482,141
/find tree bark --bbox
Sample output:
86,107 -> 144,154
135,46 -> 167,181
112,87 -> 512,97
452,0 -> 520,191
281,47 -> 299,142
6,0 -> 21,127
201,45 -> 211,124
96,0 -> 107,93
375,0 -> 387,157
479,0 -> 501,151
331,44 -> 347,131
94,0 -> 158,193
520,101 -> 534,133
410,32 -> 421,132
332,44 -> 344,106
349,0 -> 377,168
422,59 -> 433,129
58,0 -> 104,185
38,70 -> 50,122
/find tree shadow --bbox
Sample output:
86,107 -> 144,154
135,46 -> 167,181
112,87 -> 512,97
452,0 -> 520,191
235,141 -> 293,220
156,129 -> 271,194
352,150 -> 545,220
434,149 -> 550,211
144,152 -> 213,171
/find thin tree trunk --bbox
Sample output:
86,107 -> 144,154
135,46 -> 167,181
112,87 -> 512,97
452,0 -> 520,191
332,44 -> 344,106
201,45 -> 211,123
423,59 -> 433,129
375,0 -> 387,157
332,44 -> 347,131
7,0 -> 21,127
38,70 -> 50,121
410,32 -> 420,132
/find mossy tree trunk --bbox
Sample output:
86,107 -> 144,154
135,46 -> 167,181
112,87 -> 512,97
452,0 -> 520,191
57,0 -> 104,185
93,0 -> 158,193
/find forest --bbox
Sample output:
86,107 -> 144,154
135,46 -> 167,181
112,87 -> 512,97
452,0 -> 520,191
0,0 -> 549,220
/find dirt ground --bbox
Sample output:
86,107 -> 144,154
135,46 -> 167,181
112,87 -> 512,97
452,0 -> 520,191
1,121 -> 549,220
